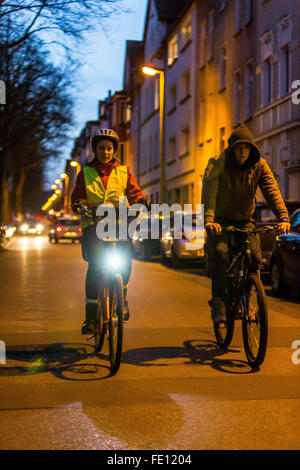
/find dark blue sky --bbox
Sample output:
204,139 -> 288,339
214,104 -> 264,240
46,0 -> 147,186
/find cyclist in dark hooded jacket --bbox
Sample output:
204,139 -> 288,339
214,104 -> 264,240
202,123 -> 290,324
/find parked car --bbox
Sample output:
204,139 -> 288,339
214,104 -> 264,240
132,214 -> 164,261
269,209 -> 300,296
19,218 -> 44,235
160,212 -> 207,269
254,201 -> 300,273
49,218 -> 81,243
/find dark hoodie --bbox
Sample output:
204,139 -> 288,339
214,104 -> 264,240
202,124 -> 289,224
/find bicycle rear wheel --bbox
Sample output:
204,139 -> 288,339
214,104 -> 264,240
242,274 -> 268,368
108,273 -> 124,375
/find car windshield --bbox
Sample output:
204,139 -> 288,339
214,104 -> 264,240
57,220 -> 80,227
23,219 -> 37,225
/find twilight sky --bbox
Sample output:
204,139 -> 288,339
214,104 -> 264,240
46,0 -> 148,186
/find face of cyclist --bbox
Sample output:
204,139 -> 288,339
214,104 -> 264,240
233,143 -> 251,166
95,139 -> 115,164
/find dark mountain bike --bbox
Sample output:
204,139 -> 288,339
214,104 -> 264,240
214,225 -> 276,368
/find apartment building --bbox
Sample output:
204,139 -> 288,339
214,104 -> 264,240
254,0 -> 300,200
195,0 -> 300,203
164,0 -> 197,206
132,0 -> 189,203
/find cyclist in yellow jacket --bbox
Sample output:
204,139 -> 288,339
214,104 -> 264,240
71,129 -> 150,334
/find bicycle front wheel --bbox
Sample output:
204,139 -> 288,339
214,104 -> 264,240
94,301 -> 105,353
108,273 -> 124,375
214,314 -> 234,348
242,274 -> 268,368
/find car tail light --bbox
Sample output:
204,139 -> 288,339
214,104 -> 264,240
78,226 -> 82,233
56,226 -> 63,232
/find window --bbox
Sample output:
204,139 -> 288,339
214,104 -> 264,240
181,70 -> 190,100
279,46 -> 290,97
181,127 -> 190,155
168,35 -> 178,66
220,47 -> 226,90
181,185 -> 189,204
168,137 -> 176,163
244,62 -> 253,118
207,10 -> 215,61
263,59 -> 272,106
169,84 -> 177,111
234,71 -> 242,123
219,127 -> 226,154
235,0 -> 242,34
181,20 -> 192,48
199,19 -> 207,67
245,0 -> 253,24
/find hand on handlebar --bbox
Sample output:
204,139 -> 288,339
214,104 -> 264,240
276,222 -> 290,235
205,222 -> 222,236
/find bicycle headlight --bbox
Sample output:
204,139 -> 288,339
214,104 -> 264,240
107,254 -> 123,270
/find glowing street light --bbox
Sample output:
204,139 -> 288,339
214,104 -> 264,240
51,184 -> 57,190
55,179 -> 61,185
142,64 -> 165,202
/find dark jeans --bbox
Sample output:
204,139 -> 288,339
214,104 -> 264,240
81,225 -> 132,320
207,219 -> 262,302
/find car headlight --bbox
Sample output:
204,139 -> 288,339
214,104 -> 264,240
21,224 -> 29,231
36,224 -> 43,231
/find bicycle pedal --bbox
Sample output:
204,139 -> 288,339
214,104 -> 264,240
86,334 -> 96,341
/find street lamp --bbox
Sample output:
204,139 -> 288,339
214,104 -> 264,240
142,65 -> 165,202
70,160 -> 81,176
55,178 -> 62,185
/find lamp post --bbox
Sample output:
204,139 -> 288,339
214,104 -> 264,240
142,65 -> 165,203
60,172 -> 70,214
70,160 -> 81,176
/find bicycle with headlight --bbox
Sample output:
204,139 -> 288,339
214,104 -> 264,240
78,203 -> 132,375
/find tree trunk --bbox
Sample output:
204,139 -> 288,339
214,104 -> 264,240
15,169 -> 28,218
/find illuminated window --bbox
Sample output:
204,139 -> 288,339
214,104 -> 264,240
181,20 -> 192,47
168,35 -> 178,66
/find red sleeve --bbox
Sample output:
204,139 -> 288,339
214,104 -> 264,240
126,167 -> 146,206
71,171 -> 87,203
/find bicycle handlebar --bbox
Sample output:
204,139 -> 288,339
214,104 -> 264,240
221,225 -> 277,234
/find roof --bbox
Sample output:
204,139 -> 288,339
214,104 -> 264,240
153,0 -> 189,20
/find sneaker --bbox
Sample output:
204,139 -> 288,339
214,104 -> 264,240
123,300 -> 130,322
81,320 -> 95,335
208,297 -> 226,324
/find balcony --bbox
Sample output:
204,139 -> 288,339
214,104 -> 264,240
255,94 -> 292,138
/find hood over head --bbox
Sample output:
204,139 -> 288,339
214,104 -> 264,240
227,123 -> 261,168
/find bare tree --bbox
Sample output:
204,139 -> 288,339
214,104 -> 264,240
0,0 -> 125,53
0,36 -> 75,222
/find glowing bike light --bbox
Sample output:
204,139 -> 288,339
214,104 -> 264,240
107,254 -> 123,270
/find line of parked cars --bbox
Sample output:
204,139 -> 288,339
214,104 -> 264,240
131,203 -> 299,298
132,212 -> 208,270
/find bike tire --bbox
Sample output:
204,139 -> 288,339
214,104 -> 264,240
94,300 -> 105,353
242,274 -> 268,368
213,315 -> 234,348
108,273 -> 124,375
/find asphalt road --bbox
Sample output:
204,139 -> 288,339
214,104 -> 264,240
0,235 -> 299,450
